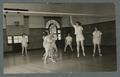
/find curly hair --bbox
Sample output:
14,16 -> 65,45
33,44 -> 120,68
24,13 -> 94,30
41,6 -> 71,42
75,21 -> 82,25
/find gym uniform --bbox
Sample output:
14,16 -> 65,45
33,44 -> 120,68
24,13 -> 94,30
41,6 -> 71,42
21,37 -> 28,47
43,35 -> 56,57
73,25 -> 85,41
65,36 -> 72,45
93,31 -> 102,44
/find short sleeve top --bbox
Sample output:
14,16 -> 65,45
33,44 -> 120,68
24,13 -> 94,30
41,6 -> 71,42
93,31 -> 102,39
73,25 -> 83,35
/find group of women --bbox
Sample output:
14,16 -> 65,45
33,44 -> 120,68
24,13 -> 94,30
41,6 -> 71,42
42,16 -> 103,64
70,16 -> 102,57
21,16 -> 102,64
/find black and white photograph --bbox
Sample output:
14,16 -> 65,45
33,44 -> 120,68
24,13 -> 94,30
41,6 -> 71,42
3,3 -> 117,74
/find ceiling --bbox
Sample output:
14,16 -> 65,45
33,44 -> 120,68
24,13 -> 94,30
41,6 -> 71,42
3,3 -> 115,17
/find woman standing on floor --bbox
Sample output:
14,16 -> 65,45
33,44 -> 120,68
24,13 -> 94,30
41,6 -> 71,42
92,27 -> 102,56
21,33 -> 28,56
43,33 -> 57,64
64,33 -> 73,52
70,16 -> 85,57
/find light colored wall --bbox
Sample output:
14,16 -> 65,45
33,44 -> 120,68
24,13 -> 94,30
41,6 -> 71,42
3,15 -> 115,28
73,16 -> 115,25
6,15 -> 24,25
3,15 -> 24,29
29,16 -> 45,28
3,15 -> 116,52
61,16 -> 115,27
28,16 -> 114,28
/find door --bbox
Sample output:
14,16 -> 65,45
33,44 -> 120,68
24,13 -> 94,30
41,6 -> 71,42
44,16 -> 63,48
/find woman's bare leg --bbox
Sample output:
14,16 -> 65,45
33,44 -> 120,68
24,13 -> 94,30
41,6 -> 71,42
54,44 -> 58,52
64,44 -> 67,52
25,47 -> 28,55
80,40 -> 85,56
22,46 -> 24,56
49,55 -> 56,63
69,44 -> 73,52
93,44 -> 96,56
44,50 -> 48,64
42,53 -> 46,60
98,44 -> 102,56
49,49 -> 56,63
76,41 -> 80,57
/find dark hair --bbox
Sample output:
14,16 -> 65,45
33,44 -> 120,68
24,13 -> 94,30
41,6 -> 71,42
49,23 -> 54,26
67,33 -> 70,35
43,31 -> 48,36
43,30 -> 49,36
22,33 -> 26,36
95,27 -> 99,30
75,21 -> 82,25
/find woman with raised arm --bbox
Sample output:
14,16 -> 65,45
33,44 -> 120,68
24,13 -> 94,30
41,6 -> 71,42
70,16 -> 85,57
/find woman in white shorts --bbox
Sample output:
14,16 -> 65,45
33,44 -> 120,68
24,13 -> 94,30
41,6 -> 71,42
92,27 -> 102,56
43,33 -> 57,64
21,33 -> 28,56
64,33 -> 73,52
70,16 -> 85,57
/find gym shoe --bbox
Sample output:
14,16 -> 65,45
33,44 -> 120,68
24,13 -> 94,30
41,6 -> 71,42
44,61 -> 47,64
52,60 -> 56,63
83,53 -> 85,56
99,54 -> 102,56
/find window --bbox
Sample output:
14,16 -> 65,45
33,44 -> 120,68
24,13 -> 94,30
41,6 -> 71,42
57,29 -> 61,40
14,36 -> 19,43
58,37 -> 61,40
58,30 -> 61,33
18,36 -> 22,43
13,35 -> 28,43
58,34 -> 61,37
49,25 -> 61,40
58,34 -> 61,40
8,36 -> 12,44
7,35 -> 28,44
47,20 -> 61,40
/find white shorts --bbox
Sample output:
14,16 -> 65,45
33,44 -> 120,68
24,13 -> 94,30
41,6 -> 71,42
22,44 -> 27,47
93,39 -> 101,44
76,35 -> 85,42
44,45 -> 54,57
66,42 -> 72,45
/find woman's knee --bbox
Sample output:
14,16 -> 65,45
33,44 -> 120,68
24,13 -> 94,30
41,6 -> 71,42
76,41 -> 79,45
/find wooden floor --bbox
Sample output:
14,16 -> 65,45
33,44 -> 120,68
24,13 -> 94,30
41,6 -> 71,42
4,46 -> 117,74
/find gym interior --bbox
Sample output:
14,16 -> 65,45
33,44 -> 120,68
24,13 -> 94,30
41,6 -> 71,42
3,3 -> 116,74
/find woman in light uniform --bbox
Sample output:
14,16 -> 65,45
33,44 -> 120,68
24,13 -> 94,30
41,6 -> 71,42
64,33 -> 73,52
92,27 -> 102,56
70,16 -> 85,57
21,33 -> 28,56
43,33 -> 57,64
